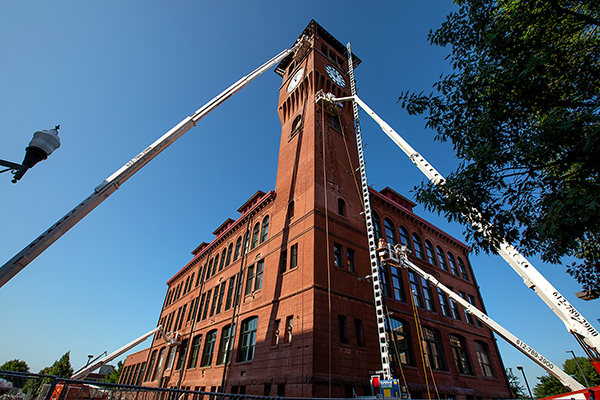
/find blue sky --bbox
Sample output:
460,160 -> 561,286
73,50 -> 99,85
1,0 -> 597,389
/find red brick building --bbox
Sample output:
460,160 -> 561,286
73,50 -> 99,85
119,21 -> 513,399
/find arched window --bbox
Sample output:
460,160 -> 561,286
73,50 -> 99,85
457,257 -> 469,281
201,330 -> 217,367
475,341 -> 494,377
145,350 -> 157,381
225,243 -> 233,266
399,226 -> 412,251
372,212 -> 382,241
188,335 -> 202,369
219,248 -> 227,271
217,324 -> 235,365
450,334 -> 472,374
212,254 -> 219,276
437,246 -> 448,271
425,240 -> 437,265
384,219 -> 397,245
233,236 -> 242,261
189,272 -> 195,290
422,327 -> 446,370
261,216 -> 270,243
183,276 -> 190,294
412,234 -> 425,260
447,252 -> 459,276
338,198 -> 346,216
251,223 -> 260,249
239,317 -> 258,362
388,317 -> 411,365
291,114 -> 302,137
243,230 -> 250,254
207,258 -> 214,278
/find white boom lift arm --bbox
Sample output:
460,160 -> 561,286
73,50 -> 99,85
326,93 -> 600,373
0,37 -> 310,289
377,241 -> 585,391
71,325 -> 180,381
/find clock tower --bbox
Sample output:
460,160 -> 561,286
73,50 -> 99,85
266,20 -> 382,397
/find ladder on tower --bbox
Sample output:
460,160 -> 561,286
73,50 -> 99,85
346,42 -> 393,381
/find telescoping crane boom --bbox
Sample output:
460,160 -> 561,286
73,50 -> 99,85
377,241 -> 585,391
0,36 -> 310,289
71,325 -> 181,381
325,92 -> 600,374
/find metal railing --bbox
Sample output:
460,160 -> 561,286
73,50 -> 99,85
0,371 -> 279,400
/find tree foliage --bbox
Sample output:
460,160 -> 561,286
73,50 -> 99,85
399,0 -> 600,290
506,368 -> 528,399
0,359 -> 30,388
534,356 -> 600,397
39,351 -> 74,378
102,361 -> 123,384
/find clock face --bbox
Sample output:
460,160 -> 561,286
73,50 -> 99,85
286,67 -> 304,93
325,64 -> 346,88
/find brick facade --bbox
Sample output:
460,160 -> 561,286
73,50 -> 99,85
121,20 -> 513,399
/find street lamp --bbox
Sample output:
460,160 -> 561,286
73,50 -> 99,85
0,126 -> 61,183
517,366 -> 534,400
567,350 -> 590,387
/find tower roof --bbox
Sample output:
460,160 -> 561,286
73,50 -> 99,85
275,19 -> 361,76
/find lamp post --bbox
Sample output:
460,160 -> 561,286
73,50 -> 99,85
517,366 -> 534,400
567,350 -> 590,387
1,126 -> 61,183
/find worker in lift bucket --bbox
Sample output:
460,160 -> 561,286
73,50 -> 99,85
589,388 -> 596,400
12,125 -> 61,183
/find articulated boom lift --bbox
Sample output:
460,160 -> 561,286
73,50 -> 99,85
317,65 -> 600,377
377,241 -> 585,391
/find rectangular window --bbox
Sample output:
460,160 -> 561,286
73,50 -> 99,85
225,276 -> 235,310
173,308 -> 182,332
209,287 -> 219,317
347,248 -> 355,272
284,315 -> 294,344
245,265 -> 255,295
467,294 -> 482,327
334,243 -> 343,268
354,318 -> 365,347
450,298 -> 461,320
391,265 -> 404,301
202,289 -> 212,320
196,293 -> 206,323
408,271 -> 423,308
338,315 -> 348,344
290,244 -> 298,269
178,304 -> 187,330
421,277 -> 435,312
280,249 -> 287,273
438,289 -> 451,317
460,292 -> 475,324
233,272 -> 243,306
190,297 -> 199,322
254,260 -> 264,291
216,282 -> 226,314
